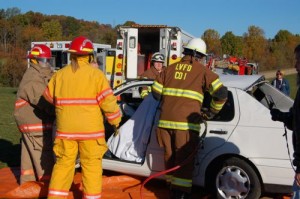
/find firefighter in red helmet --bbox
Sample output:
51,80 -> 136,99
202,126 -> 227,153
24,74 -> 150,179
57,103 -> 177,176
14,44 -> 55,185
44,36 -> 121,199
152,38 -> 228,198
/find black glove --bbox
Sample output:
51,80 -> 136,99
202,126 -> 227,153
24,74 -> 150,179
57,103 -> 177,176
270,108 -> 285,122
201,108 -> 216,120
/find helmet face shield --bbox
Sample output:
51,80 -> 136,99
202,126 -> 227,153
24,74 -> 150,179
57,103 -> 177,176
37,57 -> 55,68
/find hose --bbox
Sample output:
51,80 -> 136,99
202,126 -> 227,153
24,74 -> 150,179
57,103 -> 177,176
139,121 -> 207,199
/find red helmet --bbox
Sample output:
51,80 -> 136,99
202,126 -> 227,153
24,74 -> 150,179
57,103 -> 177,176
67,36 -> 94,55
27,44 -> 52,59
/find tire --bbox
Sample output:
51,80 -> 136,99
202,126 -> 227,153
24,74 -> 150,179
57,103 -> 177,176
207,157 -> 261,199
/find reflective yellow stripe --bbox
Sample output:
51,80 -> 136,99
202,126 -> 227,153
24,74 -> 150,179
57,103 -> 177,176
209,78 -> 223,94
165,174 -> 173,183
140,90 -> 149,98
162,88 -> 203,102
152,81 -> 163,94
210,99 -> 225,111
171,177 -> 192,188
158,120 -> 200,132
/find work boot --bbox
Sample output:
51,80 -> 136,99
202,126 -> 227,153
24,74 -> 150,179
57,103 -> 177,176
170,189 -> 192,199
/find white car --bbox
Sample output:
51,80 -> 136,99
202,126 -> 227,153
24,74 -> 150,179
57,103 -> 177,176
102,74 -> 294,199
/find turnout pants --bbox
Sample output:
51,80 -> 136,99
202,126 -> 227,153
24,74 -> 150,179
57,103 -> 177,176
20,132 -> 54,184
48,138 -> 108,199
156,128 -> 199,193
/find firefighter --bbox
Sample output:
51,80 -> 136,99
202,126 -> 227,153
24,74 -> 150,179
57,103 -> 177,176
152,38 -> 228,198
43,36 -> 121,199
14,44 -> 55,184
140,52 -> 165,98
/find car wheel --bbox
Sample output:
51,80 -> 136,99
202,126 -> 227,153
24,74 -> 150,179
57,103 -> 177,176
207,157 -> 261,199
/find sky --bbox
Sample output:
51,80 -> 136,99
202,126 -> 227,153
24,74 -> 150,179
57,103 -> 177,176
1,0 -> 300,39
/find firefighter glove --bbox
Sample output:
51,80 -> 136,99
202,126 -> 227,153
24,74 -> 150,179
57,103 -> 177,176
270,108 -> 285,122
113,125 -> 120,137
201,108 -> 216,120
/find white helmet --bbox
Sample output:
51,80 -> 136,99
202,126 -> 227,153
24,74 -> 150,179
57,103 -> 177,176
151,52 -> 165,63
183,38 -> 207,56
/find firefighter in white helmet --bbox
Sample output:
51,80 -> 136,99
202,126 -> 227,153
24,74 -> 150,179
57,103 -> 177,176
44,36 -> 121,199
152,38 -> 228,198
140,52 -> 166,98
14,44 -> 55,185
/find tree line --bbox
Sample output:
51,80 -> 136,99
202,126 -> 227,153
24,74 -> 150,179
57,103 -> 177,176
0,7 -> 300,87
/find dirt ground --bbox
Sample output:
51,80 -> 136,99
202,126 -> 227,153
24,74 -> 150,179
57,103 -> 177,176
0,167 -> 292,199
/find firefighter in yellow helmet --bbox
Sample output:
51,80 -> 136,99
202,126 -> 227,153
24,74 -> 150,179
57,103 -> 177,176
140,52 -> 166,98
152,38 -> 228,198
14,44 -> 55,185
44,36 -> 121,199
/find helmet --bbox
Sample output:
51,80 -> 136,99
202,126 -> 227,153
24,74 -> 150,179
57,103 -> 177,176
183,38 -> 207,56
27,44 -> 52,59
67,36 -> 94,55
151,52 -> 165,63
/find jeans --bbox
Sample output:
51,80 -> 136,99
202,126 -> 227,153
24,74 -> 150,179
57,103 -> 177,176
292,180 -> 300,199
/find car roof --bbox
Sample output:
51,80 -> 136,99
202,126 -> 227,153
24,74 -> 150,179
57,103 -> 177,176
113,74 -> 265,94
218,74 -> 265,90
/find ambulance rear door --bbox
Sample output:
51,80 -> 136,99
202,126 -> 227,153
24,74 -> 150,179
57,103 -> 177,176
125,28 -> 138,79
160,28 -> 170,66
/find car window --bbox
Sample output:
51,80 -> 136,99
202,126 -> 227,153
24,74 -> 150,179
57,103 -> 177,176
202,91 -> 234,122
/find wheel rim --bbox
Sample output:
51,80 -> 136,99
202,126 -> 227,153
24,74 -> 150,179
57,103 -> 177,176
216,165 -> 250,199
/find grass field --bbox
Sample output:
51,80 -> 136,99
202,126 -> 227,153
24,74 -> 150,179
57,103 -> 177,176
0,87 -> 21,169
284,74 -> 297,99
0,74 -> 298,169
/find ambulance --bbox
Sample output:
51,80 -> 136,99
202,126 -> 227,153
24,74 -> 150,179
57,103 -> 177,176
106,24 -> 195,88
29,41 -> 111,70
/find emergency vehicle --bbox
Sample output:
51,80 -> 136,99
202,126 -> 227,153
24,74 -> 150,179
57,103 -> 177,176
29,41 -> 111,70
106,24 -> 195,88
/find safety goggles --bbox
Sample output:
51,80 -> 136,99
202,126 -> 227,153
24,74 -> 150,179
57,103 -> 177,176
37,58 -> 51,63
153,54 -> 165,61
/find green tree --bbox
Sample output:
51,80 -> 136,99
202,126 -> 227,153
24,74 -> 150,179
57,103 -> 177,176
60,16 -> 81,40
243,26 -> 267,64
202,29 -> 221,56
42,20 -> 62,40
221,31 -> 243,57
271,30 -> 298,69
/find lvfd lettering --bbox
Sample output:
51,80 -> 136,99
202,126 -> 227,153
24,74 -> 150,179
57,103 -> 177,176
174,64 -> 192,80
